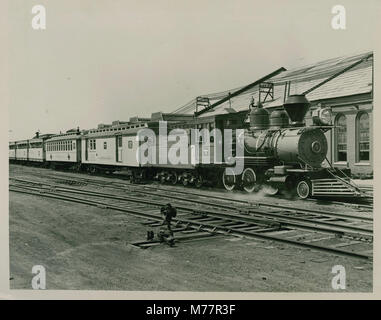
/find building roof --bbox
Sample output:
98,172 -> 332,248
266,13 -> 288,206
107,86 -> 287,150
264,51 -> 373,108
174,51 -> 373,116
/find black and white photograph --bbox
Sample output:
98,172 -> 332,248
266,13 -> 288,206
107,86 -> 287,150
2,0 -> 380,297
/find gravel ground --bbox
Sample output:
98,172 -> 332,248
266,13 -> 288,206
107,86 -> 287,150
9,164 -> 373,291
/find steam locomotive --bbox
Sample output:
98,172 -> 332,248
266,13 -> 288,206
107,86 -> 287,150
9,94 -> 361,199
230,94 -> 353,198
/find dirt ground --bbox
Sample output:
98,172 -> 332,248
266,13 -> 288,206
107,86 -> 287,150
9,164 -> 373,291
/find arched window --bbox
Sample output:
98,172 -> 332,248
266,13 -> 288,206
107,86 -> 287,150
357,112 -> 370,162
335,114 -> 347,162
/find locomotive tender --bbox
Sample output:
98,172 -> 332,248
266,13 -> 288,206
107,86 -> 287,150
9,93 -> 362,199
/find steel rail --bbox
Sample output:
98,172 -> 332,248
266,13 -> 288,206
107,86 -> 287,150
15,168 -> 373,213
126,185 -> 373,230
8,182 -> 283,228
35,171 -> 373,220
16,172 -> 372,222
9,185 -> 371,260
131,183 -> 373,222
51,175 -> 371,225
10,175 -> 373,230
10,179 -> 373,239
305,197 -> 373,211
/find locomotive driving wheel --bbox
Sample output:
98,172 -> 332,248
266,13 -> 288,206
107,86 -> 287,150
89,166 -> 98,174
195,175 -> 203,188
222,168 -> 236,191
182,178 -> 188,186
159,172 -> 166,184
168,172 -> 178,185
296,179 -> 311,199
241,168 -> 258,193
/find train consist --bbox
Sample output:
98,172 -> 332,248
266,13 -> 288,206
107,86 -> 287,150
9,91 -> 365,199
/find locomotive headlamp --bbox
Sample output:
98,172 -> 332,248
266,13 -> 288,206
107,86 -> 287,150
319,108 -> 332,125
312,106 -> 332,126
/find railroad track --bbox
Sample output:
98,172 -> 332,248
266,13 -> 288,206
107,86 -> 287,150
10,163 -> 373,210
21,169 -> 375,221
10,175 -> 373,227
9,177 -> 373,260
306,196 -> 372,209
131,177 -> 374,211
12,166 -> 374,215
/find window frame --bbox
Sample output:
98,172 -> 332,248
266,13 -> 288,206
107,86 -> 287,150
89,139 -> 96,151
356,111 -> 370,163
334,113 -> 347,163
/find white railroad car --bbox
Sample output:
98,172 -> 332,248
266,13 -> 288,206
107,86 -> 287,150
45,131 -> 82,167
81,123 -> 147,172
15,140 -> 29,161
9,142 -> 16,161
28,137 -> 44,162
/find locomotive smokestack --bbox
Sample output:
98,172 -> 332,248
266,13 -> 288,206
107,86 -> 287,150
283,94 -> 310,127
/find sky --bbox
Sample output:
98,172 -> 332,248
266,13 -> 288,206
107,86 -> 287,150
6,0 -> 380,140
